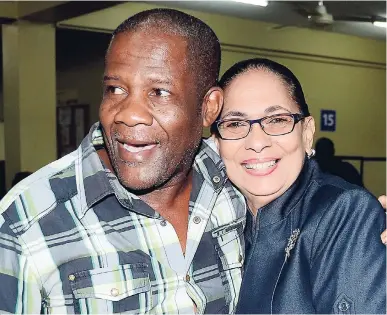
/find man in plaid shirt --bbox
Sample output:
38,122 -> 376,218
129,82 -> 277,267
0,8 -> 246,314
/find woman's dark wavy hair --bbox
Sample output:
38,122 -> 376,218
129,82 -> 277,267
211,58 -> 310,135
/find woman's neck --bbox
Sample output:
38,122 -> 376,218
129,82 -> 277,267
246,198 -> 265,216
246,192 -> 284,216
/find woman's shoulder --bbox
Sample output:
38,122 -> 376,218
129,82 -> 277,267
303,166 -> 383,225
305,168 -> 385,265
312,170 -> 377,207
305,169 -> 384,235
313,164 -> 361,190
307,159 -> 363,196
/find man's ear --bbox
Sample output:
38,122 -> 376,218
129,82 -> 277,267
303,116 -> 316,154
202,87 -> 223,127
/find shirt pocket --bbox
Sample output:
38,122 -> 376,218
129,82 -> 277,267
69,263 -> 152,314
212,216 -> 246,270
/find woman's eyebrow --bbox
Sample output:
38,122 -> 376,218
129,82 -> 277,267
264,105 -> 291,114
222,111 -> 247,119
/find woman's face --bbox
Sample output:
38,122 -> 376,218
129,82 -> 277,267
215,69 -> 315,208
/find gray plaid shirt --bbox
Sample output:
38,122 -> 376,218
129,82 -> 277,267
0,123 -> 246,314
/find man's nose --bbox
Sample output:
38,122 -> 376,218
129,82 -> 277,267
114,93 -> 153,127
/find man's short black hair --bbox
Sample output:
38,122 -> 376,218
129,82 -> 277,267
109,8 -> 221,99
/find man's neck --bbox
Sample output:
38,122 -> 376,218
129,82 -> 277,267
138,170 -> 193,213
98,148 -> 194,253
140,170 -> 193,254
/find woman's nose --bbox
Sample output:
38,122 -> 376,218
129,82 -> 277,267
244,123 -> 272,153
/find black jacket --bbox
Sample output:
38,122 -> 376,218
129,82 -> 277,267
236,159 -> 386,314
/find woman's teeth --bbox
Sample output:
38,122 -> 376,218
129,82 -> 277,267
123,143 -> 156,153
244,160 -> 277,170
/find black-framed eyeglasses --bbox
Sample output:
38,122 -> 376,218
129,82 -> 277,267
215,113 -> 307,140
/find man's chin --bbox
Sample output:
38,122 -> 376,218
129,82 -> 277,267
113,165 -> 166,193
117,177 -> 157,193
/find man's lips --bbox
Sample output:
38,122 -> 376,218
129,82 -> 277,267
116,138 -> 159,147
122,143 -> 157,153
115,139 -> 159,162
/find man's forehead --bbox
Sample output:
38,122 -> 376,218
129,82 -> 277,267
104,29 -> 194,82
108,30 -> 189,60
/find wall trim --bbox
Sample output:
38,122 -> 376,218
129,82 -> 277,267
222,43 -> 386,70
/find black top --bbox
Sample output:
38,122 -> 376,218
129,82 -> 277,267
237,158 -> 386,314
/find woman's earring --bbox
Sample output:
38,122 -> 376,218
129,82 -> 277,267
307,149 -> 315,159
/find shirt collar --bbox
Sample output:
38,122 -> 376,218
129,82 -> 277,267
194,138 -> 228,193
75,122 -> 115,218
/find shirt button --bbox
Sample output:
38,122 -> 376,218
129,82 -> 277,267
212,176 -> 221,183
185,274 -> 190,282
68,274 -> 75,281
339,301 -> 349,312
111,288 -> 119,297
193,216 -> 201,224
160,220 -> 167,227
238,254 -> 243,263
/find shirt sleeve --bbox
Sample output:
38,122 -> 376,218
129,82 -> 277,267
310,189 -> 386,314
0,214 -> 42,314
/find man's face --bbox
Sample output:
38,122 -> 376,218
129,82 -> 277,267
100,30 -> 203,191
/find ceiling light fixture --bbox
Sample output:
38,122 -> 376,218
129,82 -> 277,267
232,0 -> 269,7
373,21 -> 387,28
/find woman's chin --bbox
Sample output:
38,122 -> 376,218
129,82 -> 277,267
244,183 -> 284,199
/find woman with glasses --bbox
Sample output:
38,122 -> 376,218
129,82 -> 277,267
210,58 -> 386,313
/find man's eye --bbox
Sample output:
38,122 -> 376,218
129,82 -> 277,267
106,86 -> 126,95
152,89 -> 171,97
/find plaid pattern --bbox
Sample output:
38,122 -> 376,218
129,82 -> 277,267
0,123 -> 246,314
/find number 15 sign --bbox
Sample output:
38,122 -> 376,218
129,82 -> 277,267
320,110 -> 336,132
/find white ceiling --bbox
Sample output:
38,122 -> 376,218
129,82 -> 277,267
148,1 -> 386,41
